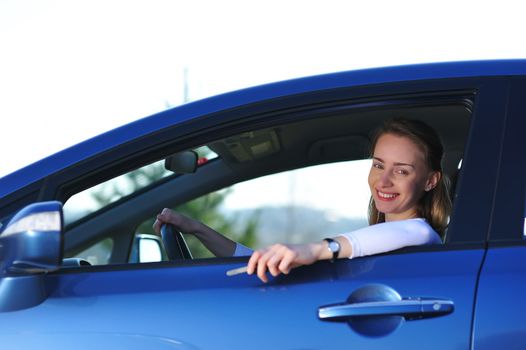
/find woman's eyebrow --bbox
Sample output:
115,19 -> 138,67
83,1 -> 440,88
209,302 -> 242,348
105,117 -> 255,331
373,157 -> 414,168
394,162 -> 415,168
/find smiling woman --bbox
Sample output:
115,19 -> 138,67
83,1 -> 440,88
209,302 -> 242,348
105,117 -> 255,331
149,117 -> 453,281
243,118 -> 450,282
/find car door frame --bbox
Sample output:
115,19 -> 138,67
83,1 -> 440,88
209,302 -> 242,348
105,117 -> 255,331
36,76 -> 506,260
472,76 -> 526,349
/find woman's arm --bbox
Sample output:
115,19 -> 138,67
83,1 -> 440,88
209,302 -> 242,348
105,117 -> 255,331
153,208 -> 237,257
246,218 -> 440,282
340,218 -> 441,259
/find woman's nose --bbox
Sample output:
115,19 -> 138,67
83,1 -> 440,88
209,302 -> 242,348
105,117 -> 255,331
378,170 -> 393,187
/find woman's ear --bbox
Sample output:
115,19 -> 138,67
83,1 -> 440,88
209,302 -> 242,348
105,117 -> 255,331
425,171 -> 441,192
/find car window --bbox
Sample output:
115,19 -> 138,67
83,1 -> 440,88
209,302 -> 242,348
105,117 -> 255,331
63,146 -> 217,226
63,159 -> 170,226
62,99 -> 474,265
74,238 -> 113,265
135,159 -> 371,259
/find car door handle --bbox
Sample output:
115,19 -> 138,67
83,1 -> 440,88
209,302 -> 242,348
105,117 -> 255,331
318,298 -> 454,321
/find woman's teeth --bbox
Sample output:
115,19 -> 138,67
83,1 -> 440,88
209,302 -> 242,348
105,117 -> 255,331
378,191 -> 397,199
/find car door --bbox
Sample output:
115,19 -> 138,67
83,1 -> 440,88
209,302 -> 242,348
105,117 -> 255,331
472,78 -> 526,349
0,77 -> 509,349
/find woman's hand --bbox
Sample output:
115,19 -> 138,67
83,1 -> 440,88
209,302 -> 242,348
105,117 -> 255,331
246,242 -> 325,283
152,208 -> 237,257
153,208 -> 198,234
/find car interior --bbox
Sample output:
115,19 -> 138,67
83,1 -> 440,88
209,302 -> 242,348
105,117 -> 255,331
61,94 -> 472,267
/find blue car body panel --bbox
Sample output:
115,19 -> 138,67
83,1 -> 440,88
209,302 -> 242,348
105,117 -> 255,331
473,247 -> 526,349
1,249 -> 483,349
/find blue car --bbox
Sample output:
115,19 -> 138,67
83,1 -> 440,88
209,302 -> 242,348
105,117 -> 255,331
1,60 -> 525,349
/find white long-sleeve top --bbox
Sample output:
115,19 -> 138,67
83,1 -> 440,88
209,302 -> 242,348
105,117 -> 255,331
233,218 -> 441,258
339,218 -> 441,259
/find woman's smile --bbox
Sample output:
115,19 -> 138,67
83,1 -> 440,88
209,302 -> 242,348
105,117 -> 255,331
376,190 -> 399,201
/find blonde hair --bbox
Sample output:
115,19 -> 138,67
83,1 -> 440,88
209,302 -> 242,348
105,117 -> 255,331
368,119 -> 452,236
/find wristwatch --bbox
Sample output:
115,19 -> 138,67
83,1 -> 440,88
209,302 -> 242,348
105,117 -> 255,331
324,238 -> 341,263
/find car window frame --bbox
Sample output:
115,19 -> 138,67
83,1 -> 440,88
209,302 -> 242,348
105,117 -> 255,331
442,77 -> 509,245
487,77 -> 526,243
2,78 -> 507,268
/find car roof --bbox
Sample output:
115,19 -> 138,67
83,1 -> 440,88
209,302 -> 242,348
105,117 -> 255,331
2,59 -> 526,198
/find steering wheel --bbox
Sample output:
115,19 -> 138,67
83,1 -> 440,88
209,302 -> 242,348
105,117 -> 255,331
160,223 -> 193,260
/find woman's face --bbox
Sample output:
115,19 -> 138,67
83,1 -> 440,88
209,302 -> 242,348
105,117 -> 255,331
368,133 -> 439,221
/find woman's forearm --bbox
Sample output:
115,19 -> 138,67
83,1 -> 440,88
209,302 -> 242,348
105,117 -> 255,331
191,221 -> 237,257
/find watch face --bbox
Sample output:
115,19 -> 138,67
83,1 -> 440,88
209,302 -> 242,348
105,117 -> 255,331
328,241 -> 340,252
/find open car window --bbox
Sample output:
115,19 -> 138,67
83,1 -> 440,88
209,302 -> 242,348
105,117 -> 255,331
62,95 -> 472,266
155,159 -> 371,259
70,159 -> 371,264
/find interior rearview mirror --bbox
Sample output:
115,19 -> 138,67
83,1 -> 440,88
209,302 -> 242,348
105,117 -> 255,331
164,150 -> 198,174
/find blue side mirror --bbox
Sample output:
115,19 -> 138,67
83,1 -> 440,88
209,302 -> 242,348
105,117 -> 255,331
0,201 -> 63,312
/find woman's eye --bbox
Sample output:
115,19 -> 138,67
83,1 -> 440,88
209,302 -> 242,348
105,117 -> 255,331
372,163 -> 383,169
395,169 -> 409,175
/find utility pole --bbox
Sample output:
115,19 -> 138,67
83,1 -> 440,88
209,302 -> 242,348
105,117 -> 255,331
183,67 -> 189,103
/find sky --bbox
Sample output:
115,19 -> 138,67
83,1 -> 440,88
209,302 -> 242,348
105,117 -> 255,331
1,0 -> 525,179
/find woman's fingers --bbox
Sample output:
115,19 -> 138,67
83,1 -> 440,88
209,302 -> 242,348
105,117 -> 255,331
256,249 -> 273,283
266,250 -> 283,277
266,244 -> 295,276
152,219 -> 160,233
152,208 -> 172,233
246,250 -> 262,275
152,215 -> 165,234
278,249 -> 297,275
247,244 -> 300,283
246,248 -> 273,282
